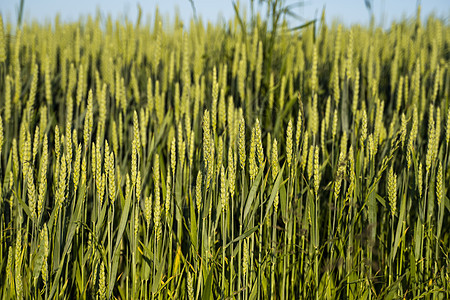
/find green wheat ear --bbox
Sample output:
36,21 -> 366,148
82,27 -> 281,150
446,107 -> 450,147
286,119 -> 293,168
0,15 -> 5,63
436,162 -> 443,205
4,75 -> 11,123
387,166 -> 398,217
0,116 -> 3,156
271,138 -> 279,212
98,261 -> 106,300
40,223 -> 49,284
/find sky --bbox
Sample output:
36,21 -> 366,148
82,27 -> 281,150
0,0 -> 449,28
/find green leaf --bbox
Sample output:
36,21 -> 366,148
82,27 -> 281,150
225,226 -> 258,249
436,200 -> 445,240
367,188 -> 378,244
444,195 -> 450,212
175,163 -> 183,224
375,193 -> 386,208
413,219 -> 422,261
249,279 -> 258,300
32,235 -> 46,285
232,1 -> 246,42
274,96 -> 297,137
243,162 -> 265,225
280,182 -> 287,222
94,200 -> 108,238
289,20 -> 316,31
263,164 -> 285,222
109,187 -> 132,298
391,193 -> 406,262
151,248 -> 167,294
16,193 -> 32,221
189,193 -> 198,250
48,184 -> 84,299
202,268 -> 213,300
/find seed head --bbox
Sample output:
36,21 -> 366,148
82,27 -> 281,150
360,109 -> 367,146
313,147 -> 320,197
98,261 -> 106,300
40,223 -> 49,284
4,75 -> 11,123
153,155 -> 161,242
165,172 -> 171,219
132,111 -> 140,185
145,194 -> 152,227
400,113 -> 407,148
426,104 -> 435,174
286,119 -> 293,167
243,238 -> 249,276
387,166 -> 397,217
228,148 -> 236,197
178,123 -> 185,169
255,119 -> 264,167
352,68 -> 360,113
301,131 -> 309,172
249,127 -> 257,181
189,129 -> 195,168
335,152 -> 346,200
187,271 -> 194,300
220,166 -> 227,213
170,138 -> 176,177
0,117 -> 3,156
324,97 -> 331,130
436,161 -> 443,205
435,107 -> 441,158
27,165 -> 37,220
0,15 -> 5,63
196,171 -> 202,214
446,107 -> 450,147
238,117 -> 246,171
311,44 -> 318,93
296,106 -> 302,152
332,109 -> 338,140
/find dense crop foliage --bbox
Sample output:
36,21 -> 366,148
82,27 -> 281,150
0,6 -> 449,299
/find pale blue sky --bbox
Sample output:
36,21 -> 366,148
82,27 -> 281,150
0,0 -> 448,28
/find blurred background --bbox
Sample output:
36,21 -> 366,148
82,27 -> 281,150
0,0 -> 449,28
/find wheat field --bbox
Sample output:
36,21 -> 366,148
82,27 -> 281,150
0,5 -> 449,300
